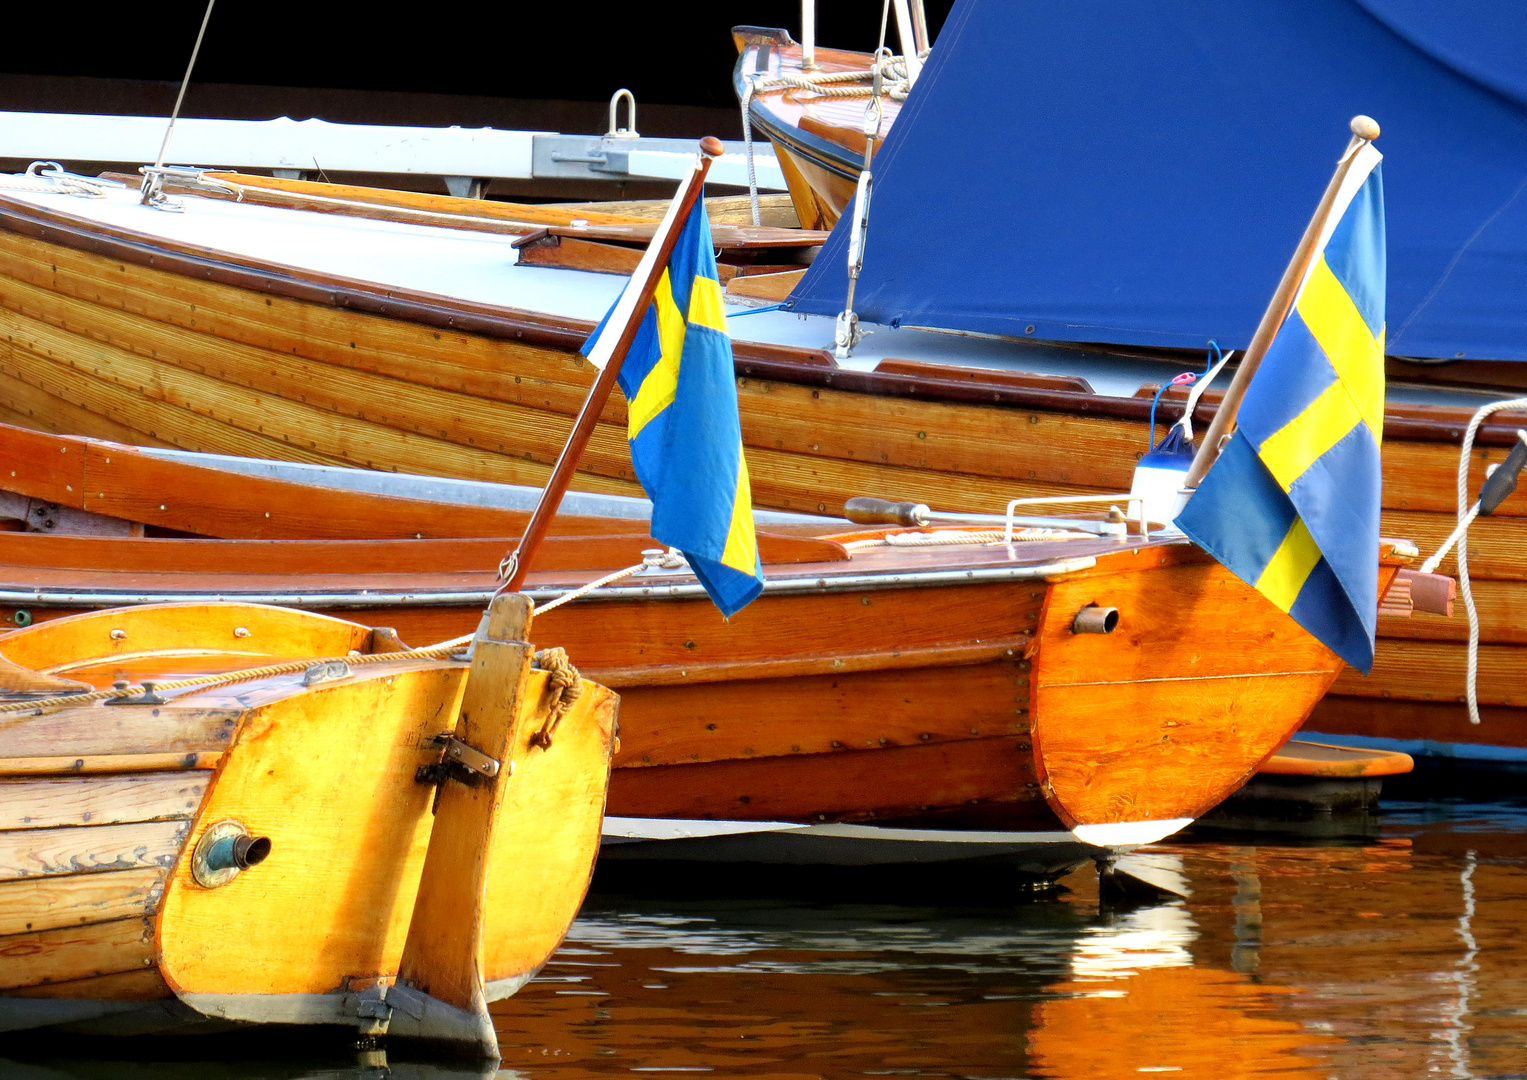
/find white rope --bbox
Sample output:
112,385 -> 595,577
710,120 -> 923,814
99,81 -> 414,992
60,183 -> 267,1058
740,77 -> 762,227
1435,396 -> 1527,725
755,54 -> 914,102
0,162 -> 116,198
845,528 -> 1091,550
533,549 -> 688,615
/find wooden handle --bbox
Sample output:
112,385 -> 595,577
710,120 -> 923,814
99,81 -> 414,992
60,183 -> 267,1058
1480,434 -> 1527,515
843,497 -> 928,526
700,136 -> 726,157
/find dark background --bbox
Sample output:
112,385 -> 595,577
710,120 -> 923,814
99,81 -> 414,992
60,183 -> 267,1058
0,2 -> 953,136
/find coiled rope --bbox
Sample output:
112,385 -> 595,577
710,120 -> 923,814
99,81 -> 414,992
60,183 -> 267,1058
528,647 -> 584,748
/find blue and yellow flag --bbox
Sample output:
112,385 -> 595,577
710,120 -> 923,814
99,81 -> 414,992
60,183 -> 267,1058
1176,145 -> 1385,671
583,205 -> 764,617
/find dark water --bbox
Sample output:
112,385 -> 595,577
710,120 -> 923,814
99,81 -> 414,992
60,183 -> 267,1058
7,801 -> 1526,1080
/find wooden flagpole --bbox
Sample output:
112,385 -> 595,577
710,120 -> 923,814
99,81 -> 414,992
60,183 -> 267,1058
1182,115 -> 1380,489
499,137 -> 725,592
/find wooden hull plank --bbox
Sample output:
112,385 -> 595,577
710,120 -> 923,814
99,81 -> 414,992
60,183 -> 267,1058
0,821 -> 187,881
0,773 -> 206,830
612,660 -> 1029,768
0,915 -> 154,990
0,867 -> 164,936
606,735 -> 1055,827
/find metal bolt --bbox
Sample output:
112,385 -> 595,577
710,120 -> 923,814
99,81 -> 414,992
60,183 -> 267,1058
233,627 -> 251,638
110,629 -> 126,640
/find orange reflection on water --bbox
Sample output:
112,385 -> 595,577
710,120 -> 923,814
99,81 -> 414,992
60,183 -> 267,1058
1032,965 -> 1334,1079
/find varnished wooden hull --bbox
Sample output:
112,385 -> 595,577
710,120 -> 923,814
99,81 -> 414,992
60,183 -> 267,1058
733,31 -> 883,232
0,188 -> 1503,766
0,602 -> 617,1046
0,423 -> 1406,842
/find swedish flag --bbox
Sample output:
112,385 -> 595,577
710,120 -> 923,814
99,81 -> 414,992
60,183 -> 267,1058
583,205 -> 764,617
1176,145 -> 1385,671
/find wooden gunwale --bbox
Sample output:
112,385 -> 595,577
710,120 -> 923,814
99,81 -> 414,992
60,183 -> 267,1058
0,194 -> 1517,447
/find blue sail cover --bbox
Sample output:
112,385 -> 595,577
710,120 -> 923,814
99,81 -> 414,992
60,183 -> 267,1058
788,0 -> 1527,361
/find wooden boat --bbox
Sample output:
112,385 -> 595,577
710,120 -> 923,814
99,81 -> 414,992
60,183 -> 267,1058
731,27 -> 899,231
0,153 -> 1506,771
0,592 -> 617,1055
0,422 -> 1416,864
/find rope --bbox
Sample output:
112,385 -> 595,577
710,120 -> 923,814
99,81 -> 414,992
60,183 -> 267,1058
528,647 -> 584,749
0,627 -> 586,740
740,77 -> 762,227
0,163 -> 115,198
0,637 -> 473,715
534,549 -> 688,615
1435,396 -> 1527,725
844,527 -> 1091,550
754,54 -> 914,102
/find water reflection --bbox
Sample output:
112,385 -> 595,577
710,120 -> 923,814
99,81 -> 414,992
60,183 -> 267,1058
5,801 -> 1524,1079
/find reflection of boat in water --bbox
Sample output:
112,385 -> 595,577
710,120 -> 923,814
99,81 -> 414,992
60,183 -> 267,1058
0,595 -> 616,1058
0,423 -> 1414,867
0,1056 -> 497,1080
1032,965 -> 1332,1079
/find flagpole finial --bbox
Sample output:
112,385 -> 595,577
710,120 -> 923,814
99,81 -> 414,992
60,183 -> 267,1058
700,136 -> 725,158
1350,115 -> 1380,142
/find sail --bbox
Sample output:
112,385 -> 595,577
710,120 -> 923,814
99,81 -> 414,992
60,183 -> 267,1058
788,0 -> 1527,361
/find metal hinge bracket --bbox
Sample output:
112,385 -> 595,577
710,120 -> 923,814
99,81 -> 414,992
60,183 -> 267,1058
414,734 -> 506,788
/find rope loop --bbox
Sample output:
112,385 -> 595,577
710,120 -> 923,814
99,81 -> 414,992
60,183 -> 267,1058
1448,396 -> 1527,725
529,647 -> 584,749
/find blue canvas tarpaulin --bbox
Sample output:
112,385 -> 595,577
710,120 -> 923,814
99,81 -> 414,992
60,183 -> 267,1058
788,0 -> 1527,361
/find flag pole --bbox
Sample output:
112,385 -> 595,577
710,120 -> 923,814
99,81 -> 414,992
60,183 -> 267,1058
499,136 -> 725,593
1182,115 -> 1380,490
